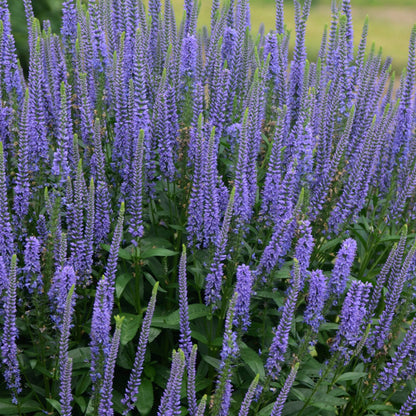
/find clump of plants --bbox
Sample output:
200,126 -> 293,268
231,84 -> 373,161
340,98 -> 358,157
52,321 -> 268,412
0,0 -> 416,415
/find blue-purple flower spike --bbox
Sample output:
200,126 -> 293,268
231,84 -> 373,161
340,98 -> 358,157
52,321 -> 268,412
178,245 -> 192,359
205,187 -> 235,308
213,292 -> 239,416
304,270 -> 327,332
271,363 -> 300,416
233,264 -> 254,331
157,349 -> 186,416
22,236 -> 42,294
1,255 -> 21,403
0,141 -> 14,261
331,280 -> 372,362
266,259 -> 301,379
395,385 -> 416,416
58,284 -> 75,416
238,374 -> 260,416
98,316 -> 124,416
122,282 -> 159,414
329,238 -> 357,298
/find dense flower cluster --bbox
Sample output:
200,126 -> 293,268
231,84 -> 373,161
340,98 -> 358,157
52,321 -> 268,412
0,0 -> 415,414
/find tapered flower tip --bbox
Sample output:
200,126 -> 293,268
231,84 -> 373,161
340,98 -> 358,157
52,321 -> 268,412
152,281 -> 159,296
119,201 -> 125,215
177,348 -> 186,362
67,284 -> 75,299
293,258 -> 300,269
339,13 -> 347,25
295,188 -> 305,211
114,315 -> 125,329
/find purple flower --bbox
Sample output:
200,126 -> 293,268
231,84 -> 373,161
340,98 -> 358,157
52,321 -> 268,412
196,395 -> 207,416
157,349 -> 186,416
395,385 -> 416,416
329,238 -> 357,298
271,363 -> 299,416
13,90 -> 30,226
0,255 -> 7,297
205,188 -> 235,307
275,0 -> 285,34
294,219 -> 314,289
233,265 -> 254,331
266,260 -> 301,379
122,282 -> 159,414
213,293 -> 239,416
127,129 -> 145,241
376,319 -> 416,392
98,316 -> 123,416
234,109 -> 251,228
331,280 -> 372,361
1,255 -> 21,403
187,345 -> 198,416
181,35 -> 198,79
69,161 -> 86,278
178,247 -> 192,359
367,241 -> 416,355
238,374 -> 260,416
92,119 -> 111,245
22,236 -> 42,294
304,270 -> 327,332
49,266 -> 77,330
0,141 -> 14,261
58,285 -> 75,416
60,358 -> 73,416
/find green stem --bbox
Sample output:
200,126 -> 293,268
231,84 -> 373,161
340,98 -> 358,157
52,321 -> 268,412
297,352 -> 339,416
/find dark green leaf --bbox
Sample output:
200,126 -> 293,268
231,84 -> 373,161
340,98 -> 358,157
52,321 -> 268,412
120,313 -> 142,345
239,343 -> 265,378
336,372 -> 367,382
116,273 -> 132,298
141,248 -> 178,259
0,400 -> 40,415
136,379 -> 154,415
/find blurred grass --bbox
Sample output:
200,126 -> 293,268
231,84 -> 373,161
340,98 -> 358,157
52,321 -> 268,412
8,0 -> 416,73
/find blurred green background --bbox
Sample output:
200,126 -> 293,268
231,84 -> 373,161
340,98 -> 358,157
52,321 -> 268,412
8,0 -> 416,72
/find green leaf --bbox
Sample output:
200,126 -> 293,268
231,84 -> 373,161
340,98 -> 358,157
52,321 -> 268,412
239,343 -> 265,378
318,237 -> 343,253
148,327 -> 161,343
282,401 -> 306,416
144,272 -> 167,292
135,379 -> 154,415
74,396 -> 87,413
336,371 -> 367,382
120,313 -> 142,345
116,273 -> 132,298
141,248 -> 178,259
45,399 -> 61,414
153,304 -> 208,329
100,244 -> 133,260
75,372 -> 91,396
202,355 -> 221,370
0,400 -> 40,415
68,347 -> 91,370
367,404 -> 395,412
258,403 -> 274,416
